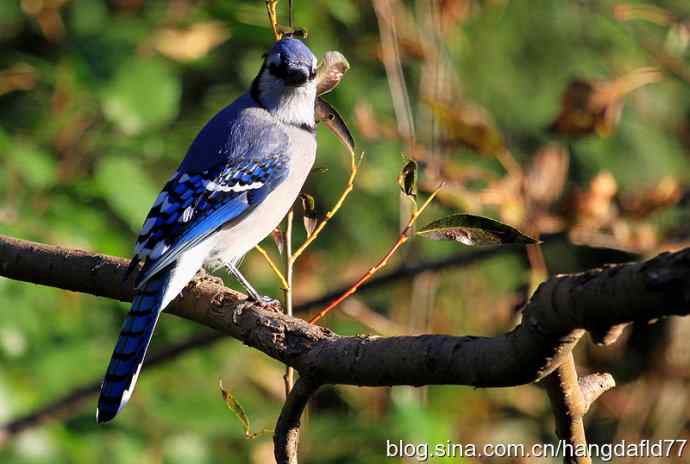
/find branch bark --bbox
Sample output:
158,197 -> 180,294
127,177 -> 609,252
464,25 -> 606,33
1,235 -> 689,389
543,354 -> 591,464
0,235 -> 510,442
273,377 -> 321,464
2,235 -> 690,463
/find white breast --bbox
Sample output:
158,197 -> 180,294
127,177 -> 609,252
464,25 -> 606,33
206,125 -> 316,267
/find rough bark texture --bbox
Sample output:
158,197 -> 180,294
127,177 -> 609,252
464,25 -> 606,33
2,235 -> 690,464
273,377 -> 321,464
1,235 -> 689,388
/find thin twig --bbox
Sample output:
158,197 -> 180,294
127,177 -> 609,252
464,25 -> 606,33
284,210 -> 295,395
256,244 -> 289,290
291,151 -> 361,263
373,0 -> 416,144
266,0 -> 281,40
273,377 -> 321,464
308,186 -> 441,324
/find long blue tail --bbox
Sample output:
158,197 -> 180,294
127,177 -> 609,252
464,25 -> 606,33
96,270 -> 170,423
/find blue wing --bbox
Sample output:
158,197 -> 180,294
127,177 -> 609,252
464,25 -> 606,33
131,154 -> 290,288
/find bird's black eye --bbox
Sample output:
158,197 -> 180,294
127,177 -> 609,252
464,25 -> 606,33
267,58 -> 311,86
284,65 -> 309,86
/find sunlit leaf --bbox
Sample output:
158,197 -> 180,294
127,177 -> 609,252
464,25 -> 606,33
154,21 -> 230,62
397,158 -> 417,200
300,193 -> 318,237
417,214 -> 538,246
0,63 -> 36,96
10,143 -> 57,189
219,380 -> 263,439
101,57 -> 181,135
316,51 -> 350,96
95,155 -> 159,231
425,98 -> 505,156
315,97 -> 355,155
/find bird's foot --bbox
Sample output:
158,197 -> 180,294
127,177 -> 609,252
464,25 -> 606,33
232,295 -> 281,324
252,294 -> 282,312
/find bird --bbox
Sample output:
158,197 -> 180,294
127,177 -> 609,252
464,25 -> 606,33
96,37 -> 319,423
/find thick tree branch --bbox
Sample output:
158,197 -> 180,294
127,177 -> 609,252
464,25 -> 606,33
543,354 -> 591,464
543,356 -> 617,464
0,235 -> 510,442
1,235 -> 689,389
273,377 -> 321,464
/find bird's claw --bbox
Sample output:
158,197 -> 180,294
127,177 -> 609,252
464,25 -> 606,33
252,295 -> 282,311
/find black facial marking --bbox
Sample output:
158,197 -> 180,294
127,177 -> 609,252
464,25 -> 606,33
267,54 -> 314,86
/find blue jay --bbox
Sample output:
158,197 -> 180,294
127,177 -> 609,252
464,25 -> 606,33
97,38 -> 319,423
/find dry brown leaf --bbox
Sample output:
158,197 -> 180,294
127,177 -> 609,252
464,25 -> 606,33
573,171 -> 618,229
316,51 -> 350,96
525,143 -> 570,206
549,68 -> 661,137
425,98 -> 505,155
154,21 -> 230,62
0,63 -> 36,96
619,176 -> 682,218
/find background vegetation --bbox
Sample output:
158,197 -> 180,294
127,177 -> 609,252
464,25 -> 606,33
1,0 -> 690,462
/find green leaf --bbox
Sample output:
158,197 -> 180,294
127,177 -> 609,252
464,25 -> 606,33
417,214 -> 538,246
397,158 -> 417,200
95,155 -> 159,230
219,380 -> 265,439
11,144 -> 57,189
101,57 -> 180,135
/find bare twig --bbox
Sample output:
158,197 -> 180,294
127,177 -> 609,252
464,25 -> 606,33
256,244 -> 289,290
288,0 -> 293,29
266,0 -> 281,40
291,151 -> 361,263
373,0 -> 416,144
308,187 -> 441,324
284,210 -> 295,395
273,377 -> 321,464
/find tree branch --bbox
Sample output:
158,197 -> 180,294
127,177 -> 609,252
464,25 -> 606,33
543,354 -> 591,464
578,372 -> 616,413
0,235 -> 512,441
273,377 -> 321,464
1,235 -> 689,389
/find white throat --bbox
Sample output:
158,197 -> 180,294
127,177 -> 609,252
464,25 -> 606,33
257,72 -> 316,128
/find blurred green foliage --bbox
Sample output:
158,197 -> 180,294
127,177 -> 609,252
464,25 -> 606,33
1,1 -> 690,463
